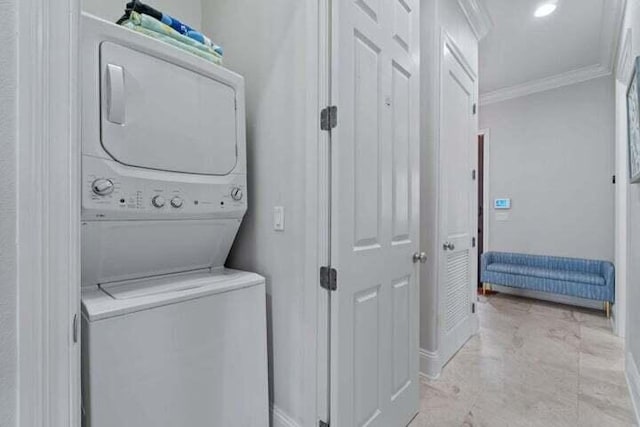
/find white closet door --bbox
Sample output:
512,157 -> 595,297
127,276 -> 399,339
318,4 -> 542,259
438,40 -> 478,368
330,0 -> 420,425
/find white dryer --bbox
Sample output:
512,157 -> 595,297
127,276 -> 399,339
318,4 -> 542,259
81,13 -> 247,285
80,13 -> 268,427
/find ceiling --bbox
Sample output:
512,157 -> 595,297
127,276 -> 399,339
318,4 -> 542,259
479,0 -> 624,102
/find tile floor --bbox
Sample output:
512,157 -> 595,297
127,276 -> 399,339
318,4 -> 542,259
410,293 -> 637,427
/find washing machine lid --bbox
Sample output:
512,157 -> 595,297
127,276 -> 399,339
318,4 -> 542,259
100,41 -> 238,176
82,269 -> 265,321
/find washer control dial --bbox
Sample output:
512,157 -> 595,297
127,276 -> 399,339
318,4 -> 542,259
230,187 -> 244,201
170,197 -> 184,208
91,179 -> 114,196
152,195 -> 166,208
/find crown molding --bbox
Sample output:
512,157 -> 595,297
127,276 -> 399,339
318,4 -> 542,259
457,0 -> 493,41
480,64 -> 612,106
480,0 -> 625,106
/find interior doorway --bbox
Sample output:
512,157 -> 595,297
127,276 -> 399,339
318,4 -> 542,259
477,133 -> 485,289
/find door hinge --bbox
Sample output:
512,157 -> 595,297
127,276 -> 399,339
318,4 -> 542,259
321,106 -> 338,131
472,169 -> 477,180
319,421 -> 330,427
473,103 -> 477,115
472,237 -> 476,248
320,266 -> 337,291
613,175 -> 616,184
73,313 -> 79,343
472,303 -> 476,314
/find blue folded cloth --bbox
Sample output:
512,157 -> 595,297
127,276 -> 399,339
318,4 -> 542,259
157,13 -> 223,56
119,11 -> 223,64
120,1 -> 223,56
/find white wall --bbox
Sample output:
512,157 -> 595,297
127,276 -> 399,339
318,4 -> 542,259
480,76 -> 615,262
0,0 -> 18,424
420,0 -> 478,378
82,0 -> 202,28
618,1 -> 640,422
201,2 -> 318,426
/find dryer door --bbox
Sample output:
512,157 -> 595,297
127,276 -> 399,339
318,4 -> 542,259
100,42 -> 237,176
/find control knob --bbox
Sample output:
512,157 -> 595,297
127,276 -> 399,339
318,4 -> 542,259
230,187 -> 243,201
91,178 -> 114,196
170,197 -> 184,208
152,195 -> 166,208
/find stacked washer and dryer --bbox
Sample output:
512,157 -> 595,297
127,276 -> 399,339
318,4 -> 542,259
80,13 -> 268,427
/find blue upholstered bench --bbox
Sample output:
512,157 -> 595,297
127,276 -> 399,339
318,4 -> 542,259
480,252 -> 615,316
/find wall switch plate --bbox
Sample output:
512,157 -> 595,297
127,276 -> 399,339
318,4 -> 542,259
273,206 -> 285,231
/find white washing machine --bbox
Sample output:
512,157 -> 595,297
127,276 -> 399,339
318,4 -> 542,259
80,13 -> 268,427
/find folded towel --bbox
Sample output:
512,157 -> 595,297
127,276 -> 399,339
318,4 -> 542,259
120,11 -> 223,65
122,1 -> 223,56
183,30 -> 223,56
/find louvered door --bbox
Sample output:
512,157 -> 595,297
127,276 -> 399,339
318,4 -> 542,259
445,249 -> 471,331
438,38 -> 477,367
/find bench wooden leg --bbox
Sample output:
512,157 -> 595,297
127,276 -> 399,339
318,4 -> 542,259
604,301 -> 611,319
482,283 -> 493,296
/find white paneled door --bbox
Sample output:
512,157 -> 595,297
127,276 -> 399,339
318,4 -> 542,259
330,0 -> 420,426
438,38 -> 478,367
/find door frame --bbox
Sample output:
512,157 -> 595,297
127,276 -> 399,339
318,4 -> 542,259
312,0 -> 332,425
17,0 -> 81,426
614,27 -> 632,340
15,1 -> 327,426
436,30 -> 479,366
478,128 -> 491,254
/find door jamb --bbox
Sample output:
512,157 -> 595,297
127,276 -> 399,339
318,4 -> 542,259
17,0 -> 81,426
478,129 -> 491,254
313,0 -> 332,425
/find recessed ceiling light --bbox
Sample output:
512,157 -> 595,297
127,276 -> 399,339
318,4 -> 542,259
534,3 -> 557,18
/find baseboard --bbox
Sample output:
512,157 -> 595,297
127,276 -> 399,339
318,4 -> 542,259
626,352 -> 640,425
614,308 -> 625,338
490,285 -> 603,310
271,404 -> 301,427
419,348 -> 441,380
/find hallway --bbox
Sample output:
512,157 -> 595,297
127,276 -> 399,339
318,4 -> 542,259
411,294 -> 636,426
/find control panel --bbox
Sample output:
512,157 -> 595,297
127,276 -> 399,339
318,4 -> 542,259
83,156 -> 247,220
494,198 -> 511,210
